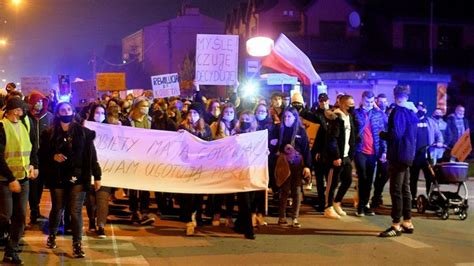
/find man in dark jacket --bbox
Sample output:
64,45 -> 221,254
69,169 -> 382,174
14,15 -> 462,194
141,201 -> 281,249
27,90 -> 54,224
353,91 -> 387,217
445,105 -> 469,148
324,95 -> 356,219
379,85 -> 418,237
0,97 -> 39,264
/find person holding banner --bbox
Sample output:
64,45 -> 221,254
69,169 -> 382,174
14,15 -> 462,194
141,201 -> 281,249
270,107 -> 311,228
178,102 -> 212,236
40,101 -> 101,258
210,103 -> 238,227
233,110 -> 259,239
127,97 -> 155,226
85,104 -> 111,238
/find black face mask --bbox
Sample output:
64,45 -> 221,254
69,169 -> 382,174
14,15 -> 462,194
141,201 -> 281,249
347,106 -> 355,114
292,103 -> 303,111
417,110 -> 426,118
433,115 -> 442,120
59,115 -> 74,123
241,121 -> 252,130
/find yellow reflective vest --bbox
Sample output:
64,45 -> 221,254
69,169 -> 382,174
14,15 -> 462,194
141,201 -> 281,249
1,118 -> 32,181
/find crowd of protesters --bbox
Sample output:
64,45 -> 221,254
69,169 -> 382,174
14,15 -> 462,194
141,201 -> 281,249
0,81 -> 470,263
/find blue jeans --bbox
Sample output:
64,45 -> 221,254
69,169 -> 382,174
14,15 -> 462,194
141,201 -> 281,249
49,185 -> 86,243
354,153 -> 377,210
0,180 -> 29,254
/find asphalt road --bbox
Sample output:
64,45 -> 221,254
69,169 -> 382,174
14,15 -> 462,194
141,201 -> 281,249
3,178 -> 474,266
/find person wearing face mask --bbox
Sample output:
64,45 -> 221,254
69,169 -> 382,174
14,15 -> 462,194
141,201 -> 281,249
26,90 -> 54,225
269,92 -> 284,125
431,108 -> 447,139
209,103 -> 238,227
178,102 -> 211,236
310,93 -> 332,212
127,97 -> 155,226
85,104 -> 111,239
445,104 -> 469,148
353,91 -> 387,217
269,107 -> 311,228
0,97 -> 39,265
410,102 -> 443,208
323,95 -> 357,219
232,111 -> 259,239
39,102 -> 101,258
378,85 -> 418,237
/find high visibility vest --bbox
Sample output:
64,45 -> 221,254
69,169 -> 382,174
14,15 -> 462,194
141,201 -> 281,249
1,118 -> 32,181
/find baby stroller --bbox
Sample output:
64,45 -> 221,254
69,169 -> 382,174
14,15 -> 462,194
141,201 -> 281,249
416,144 -> 469,220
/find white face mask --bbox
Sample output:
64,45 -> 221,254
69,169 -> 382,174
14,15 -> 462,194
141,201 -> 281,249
256,114 -> 267,121
139,107 -> 149,115
94,114 -> 105,123
223,114 -> 234,121
191,114 -> 200,124
34,101 -> 43,111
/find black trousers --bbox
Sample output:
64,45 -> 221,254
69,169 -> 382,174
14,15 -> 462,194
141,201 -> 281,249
325,157 -> 352,208
313,160 -> 329,210
389,162 -> 412,224
354,153 -> 377,210
235,192 -> 253,236
29,175 -> 45,217
372,160 -> 388,204
409,160 -> 433,200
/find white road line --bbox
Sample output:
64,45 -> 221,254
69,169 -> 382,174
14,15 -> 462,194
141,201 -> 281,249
86,255 -> 149,265
92,242 -> 136,251
111,223 -> 122,266
391,236 -> 433,248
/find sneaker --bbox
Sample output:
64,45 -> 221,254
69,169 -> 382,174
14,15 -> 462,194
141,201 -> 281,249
185,222 -> 195,236
46,234 -> 57,249
97,227 -> 106,239
277,218 -> 288,226
212,214 -> 221,226
191,212 -> 197,227
130,212 -> 141,224
73,242 -> 85,258
292,218 -> 301,228
378,226 -> 402,237
355,209 -> 365,217
324,207 -> 341,219
401,224 -> 414,234
333,202 -> 347,216
256,214 -> 268,226
140,215 -> 155,226
2,252 -> 23,265
363,207 -> 375,216
224,217 -> 234,227
244,233 -> 256,240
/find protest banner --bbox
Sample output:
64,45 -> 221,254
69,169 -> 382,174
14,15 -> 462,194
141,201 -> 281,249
20,76 -> 52,96
71,80 -> 96,107
96,73 -> 126,91
451,130 -> 472,162
151,73 -> 180,98
84,121 -> 269,194
301,118 -> 320,149
195,34 -> 239,86
58,75 -> 71,96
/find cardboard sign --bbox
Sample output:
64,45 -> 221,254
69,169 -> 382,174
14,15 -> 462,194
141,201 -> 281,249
20,76 -> 52,96
436,83 -> 448,115
151,73 -> 180,98
58,75 -> 71,96
84,121 -> 269,194
301,118 -> 320,149
266,73 -> 298,85
96,73 -> 126,91
451,129 -> 472,162
195,34 -> 239,86
71,80 -> 97,107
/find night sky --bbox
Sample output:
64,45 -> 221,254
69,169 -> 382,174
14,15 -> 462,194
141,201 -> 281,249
2,0 -> 241,82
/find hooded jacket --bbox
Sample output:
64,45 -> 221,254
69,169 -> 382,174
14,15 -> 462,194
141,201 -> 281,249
325,108 -> 357,162
27,91 -> 54,151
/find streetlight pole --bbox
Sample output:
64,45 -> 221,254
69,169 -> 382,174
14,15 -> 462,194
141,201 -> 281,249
429,0 -> 434,74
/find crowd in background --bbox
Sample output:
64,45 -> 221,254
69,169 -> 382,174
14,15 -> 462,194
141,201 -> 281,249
0,80 -> 470,263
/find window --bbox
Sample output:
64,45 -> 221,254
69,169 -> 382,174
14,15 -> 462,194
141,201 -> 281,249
403,24 -> 429,50
438,26 -> 463,49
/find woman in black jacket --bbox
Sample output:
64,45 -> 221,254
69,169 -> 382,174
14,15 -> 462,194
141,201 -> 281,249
39,102 -> 101,258
270,107 -> 311,228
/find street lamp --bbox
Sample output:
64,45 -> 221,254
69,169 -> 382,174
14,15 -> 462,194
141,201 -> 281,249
12,0 -> 22,6
0,39 -> 7,46
246,37 -> 274,57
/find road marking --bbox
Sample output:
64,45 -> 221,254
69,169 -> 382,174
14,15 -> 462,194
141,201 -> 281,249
391,236 -> 432,248
111,223 -> 122,266
86,255 -> 149,265
91,242 -> 136,251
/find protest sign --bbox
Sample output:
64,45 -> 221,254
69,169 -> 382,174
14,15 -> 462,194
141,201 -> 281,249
96,73 -> 126,91
451,130 -> 472,162
58,75 -> 71,96
195,34 -> 239,86
20,76 -> 52,96
85,122 -> 269,194
301,118 -> 320,149
71,80 -> 96,107
151,73 -> 180,98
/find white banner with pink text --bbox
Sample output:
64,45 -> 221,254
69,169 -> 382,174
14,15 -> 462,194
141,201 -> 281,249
84,121 -> 269,194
